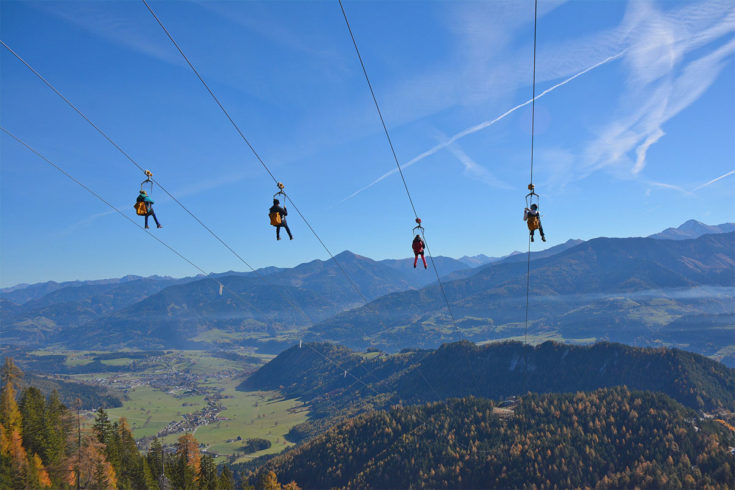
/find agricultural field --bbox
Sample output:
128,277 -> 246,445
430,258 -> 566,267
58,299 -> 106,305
162,381 -> 309,463
107,385 -> 208,439
42,349 -> 311,462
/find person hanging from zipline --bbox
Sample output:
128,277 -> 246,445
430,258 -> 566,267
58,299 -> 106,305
412,234 -> 427,269
269,198 -> 293,240
524,203 -> 545,242
135,190 -> 162,229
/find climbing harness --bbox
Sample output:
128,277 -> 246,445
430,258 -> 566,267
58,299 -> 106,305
525,184 -> 541,232
135,170 -> 154,216
269,182 -> 286,226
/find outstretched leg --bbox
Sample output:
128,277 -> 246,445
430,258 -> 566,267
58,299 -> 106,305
538,222 -> 546,241
283,222 -> 293,240
144,214 -> 150,229
421,253 -> 427,269
276,225 -> 281,240
414,254 -> 418,268
149,210 -> 161,228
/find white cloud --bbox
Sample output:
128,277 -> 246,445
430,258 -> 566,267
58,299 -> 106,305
442,140 -> 512,190
342,52 -> 623,202
30,2 -> 183,67
693,169 -> 735,191
580,0 -> 735,177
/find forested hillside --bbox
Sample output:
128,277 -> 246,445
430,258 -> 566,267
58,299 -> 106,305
0,358 -> 237,489
243,341 -> 735,441
256,388 -> 735,489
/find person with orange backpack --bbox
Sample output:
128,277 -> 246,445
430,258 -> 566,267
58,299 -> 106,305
135,190 -> 162,229
269,198 -> 292,240
412,235 -> 427,269
523,203 -> 545,242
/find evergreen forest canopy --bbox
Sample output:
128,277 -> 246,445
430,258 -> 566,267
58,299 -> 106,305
242,340 -> 735,441
257,388 -> 735,489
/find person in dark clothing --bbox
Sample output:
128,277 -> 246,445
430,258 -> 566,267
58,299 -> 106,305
269,199 -> 292,240
137,190 -> 162,229
412,235 -> 427,269
523,203 -> 545,242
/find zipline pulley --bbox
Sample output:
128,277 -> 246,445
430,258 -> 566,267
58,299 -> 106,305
140,169 -> 154,195
524,183 -> 539,209
273,182 -> 286,201
412,217 -> 424,236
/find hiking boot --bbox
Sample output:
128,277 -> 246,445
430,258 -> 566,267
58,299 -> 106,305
277,236 -> 281,240
145,225 -> 150,229
157,225 -> 163,229
541,235 -> 546,242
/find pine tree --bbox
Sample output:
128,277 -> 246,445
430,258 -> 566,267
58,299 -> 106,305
117,417 -> 145,488
147,437 -> 164,482
43,390 -> 67,473
142,458 -> 159,489
197,454 -> 217,489
172,434 -> 201,490
219,464 -> 235,490
92,408 -> 111,444
19,387 -> 46,461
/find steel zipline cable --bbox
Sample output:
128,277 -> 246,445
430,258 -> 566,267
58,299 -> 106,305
0,37 -> 362,333
1,125 -> 383,398
139,0 -> 368,305
524,0 -> 539,350
1,36 -> 417,403
336,0 -> 459,333
0,37 -> 342,333
0,39 -> 261,276
0,127 -> 217,283
4,5 -> 444,401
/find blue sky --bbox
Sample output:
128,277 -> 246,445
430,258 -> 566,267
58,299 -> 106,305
1,0 -> 733,287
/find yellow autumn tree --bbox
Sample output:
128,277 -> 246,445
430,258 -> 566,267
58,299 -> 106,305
67,434 -> 117,489
0,358 -> 23,434
28,453 -> 52,488
0,358 -> 51,490
176,433 -> 201,480
258,470 -> 281,490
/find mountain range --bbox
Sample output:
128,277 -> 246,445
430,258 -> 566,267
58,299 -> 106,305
307,231 -> 735,361
1,220 -> 733,364
649,219 -> 735,240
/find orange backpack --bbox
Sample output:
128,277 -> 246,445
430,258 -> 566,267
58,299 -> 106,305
134,201 -> 148,216
269,211 -> 282,226
526,215 -> 539,231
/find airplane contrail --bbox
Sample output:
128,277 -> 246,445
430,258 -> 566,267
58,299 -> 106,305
343,52 -> 625,202
693,169 -> 735,191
